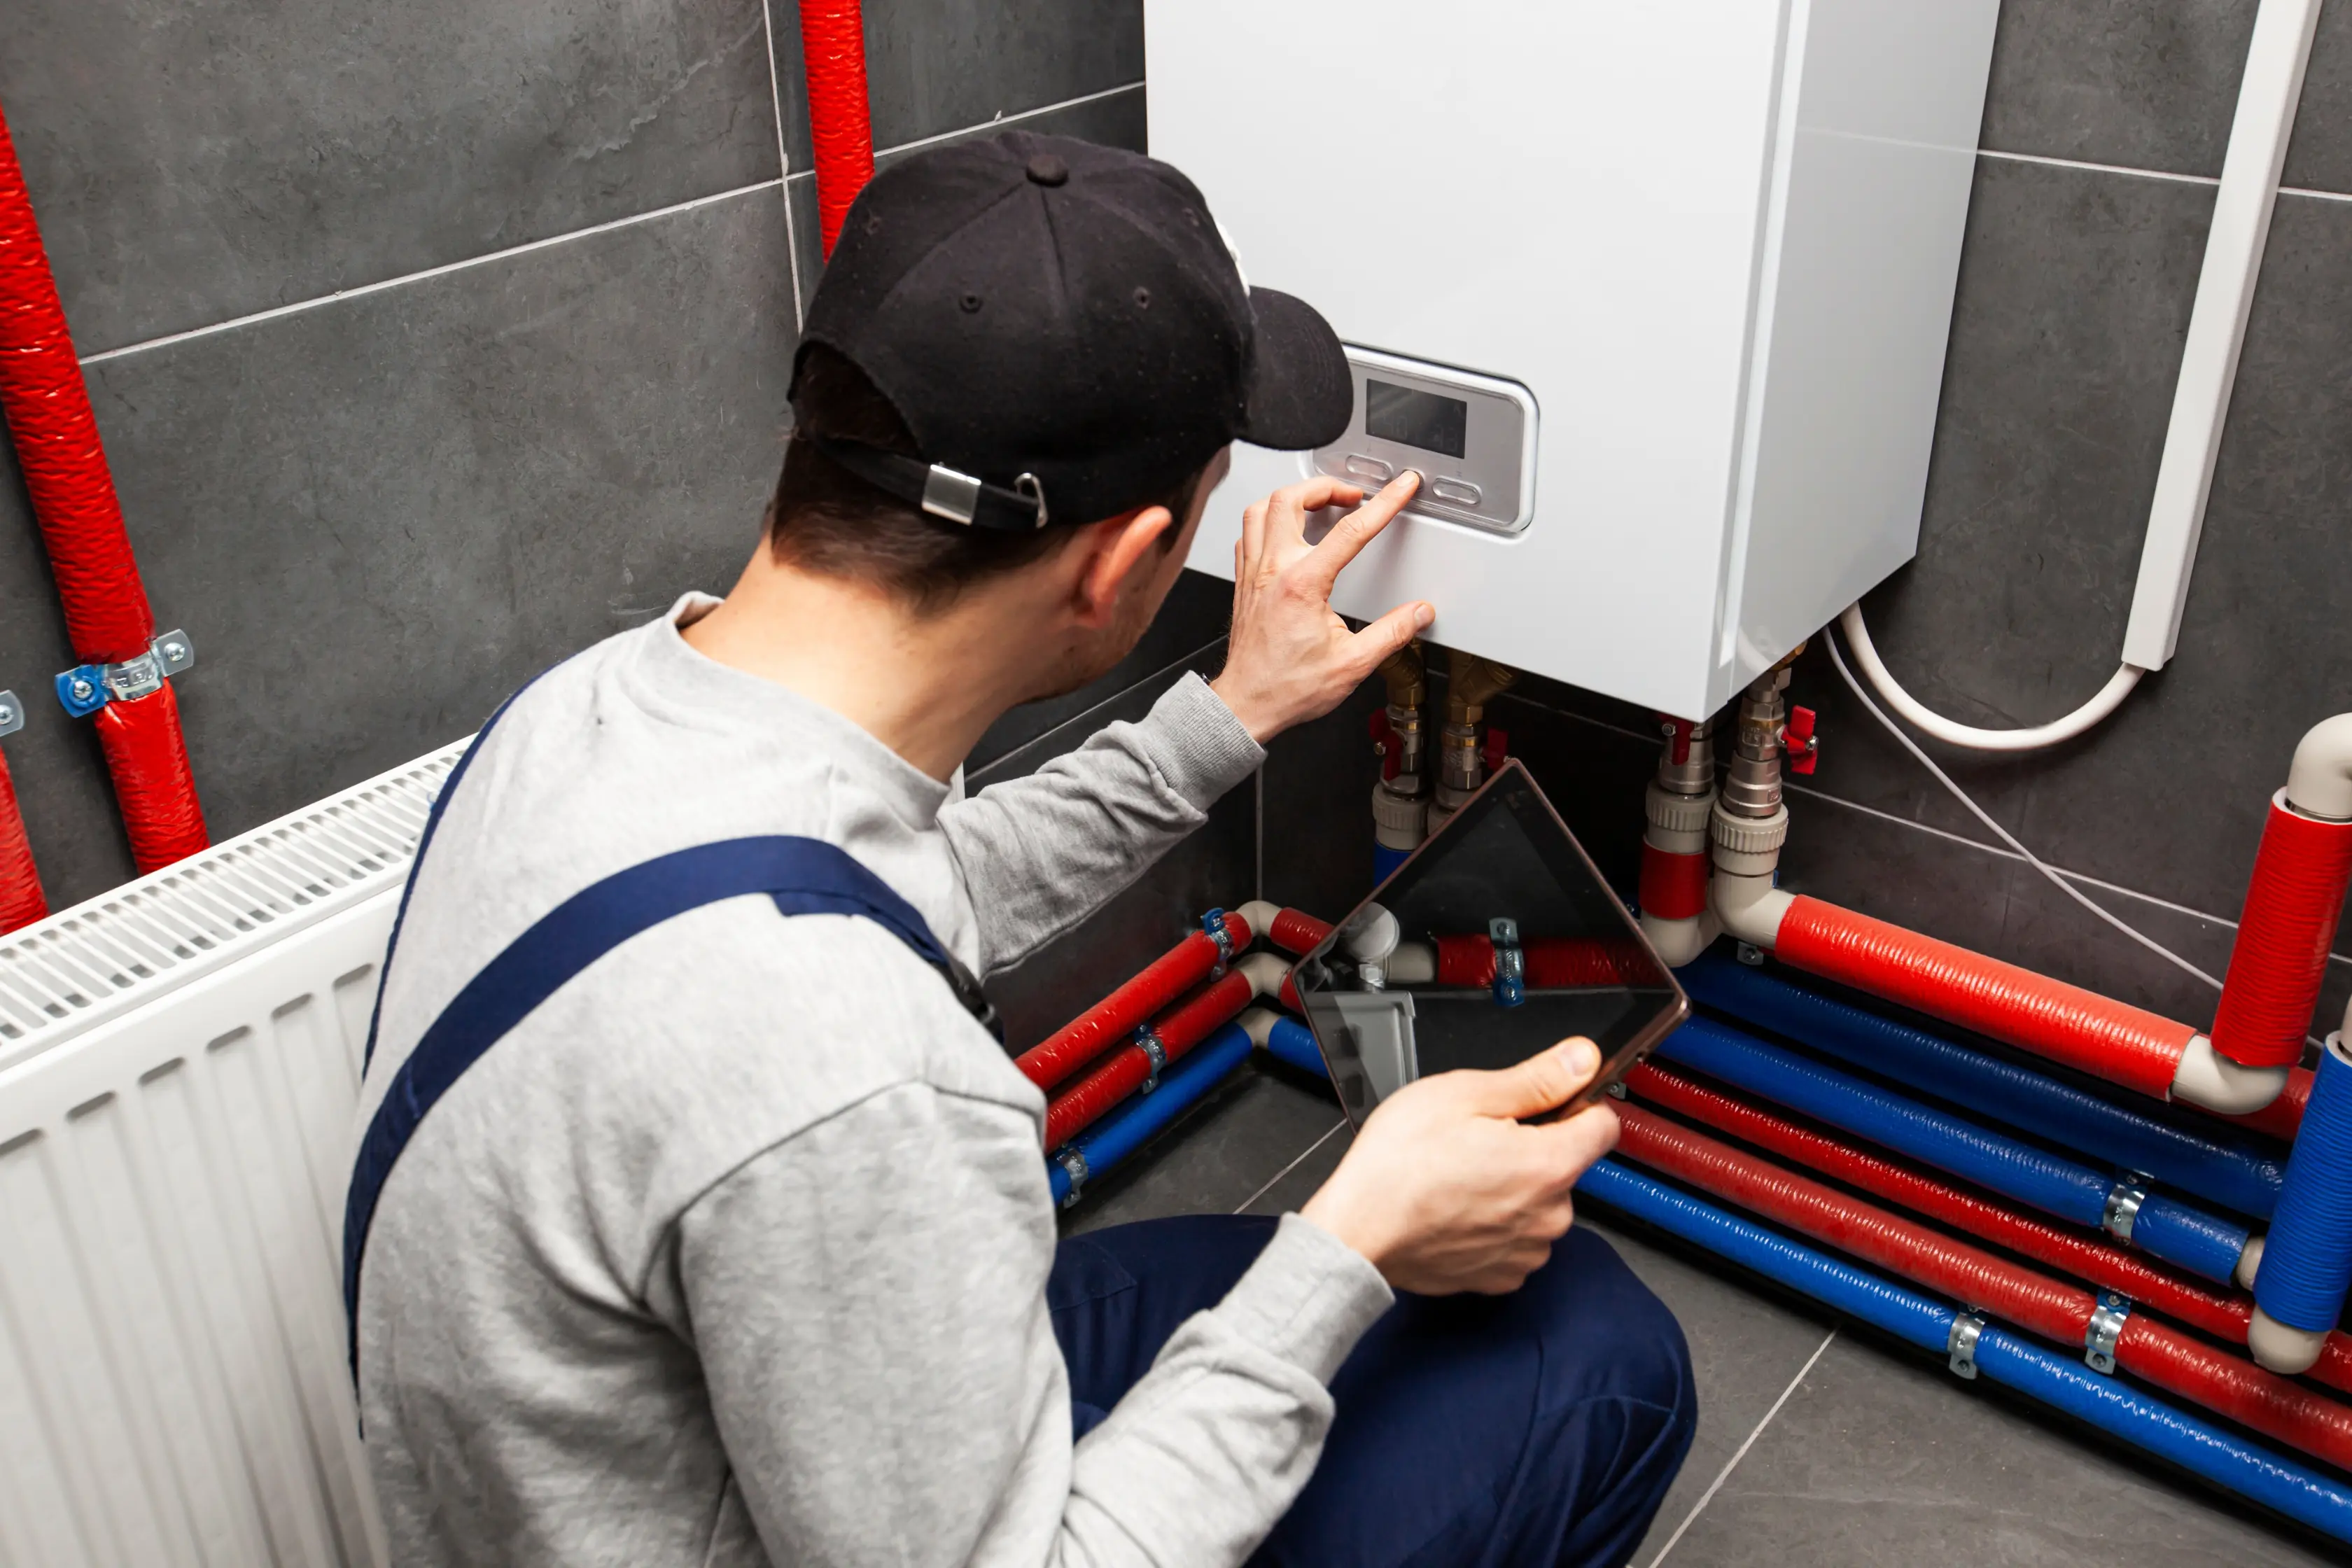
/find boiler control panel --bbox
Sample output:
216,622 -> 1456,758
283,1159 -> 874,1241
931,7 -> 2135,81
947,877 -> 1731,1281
1312,348 -> 1536,535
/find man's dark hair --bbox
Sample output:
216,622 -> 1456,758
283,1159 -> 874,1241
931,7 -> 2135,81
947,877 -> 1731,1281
768,345 -> 1203,611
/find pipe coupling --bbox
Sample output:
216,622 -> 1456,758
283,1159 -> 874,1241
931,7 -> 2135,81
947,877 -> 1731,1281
1646,781 -> 1714,837
1710,802 -> 1789,876
1373,781 -> 1428,851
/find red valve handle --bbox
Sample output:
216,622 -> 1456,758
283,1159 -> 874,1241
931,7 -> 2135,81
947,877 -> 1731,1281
1483,727 -> 1510,774
1368,708 -> 1401,781
1784,706 -> 1819,776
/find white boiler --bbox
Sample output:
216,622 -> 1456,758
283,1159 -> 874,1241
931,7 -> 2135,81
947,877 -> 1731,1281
1149,1 -> 2000,718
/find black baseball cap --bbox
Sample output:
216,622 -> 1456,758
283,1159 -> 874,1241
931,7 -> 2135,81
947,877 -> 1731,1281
792,131 -> 1352,531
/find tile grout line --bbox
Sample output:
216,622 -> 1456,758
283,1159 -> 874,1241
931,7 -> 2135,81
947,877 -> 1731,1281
1644,1328 -> 1837,1567
1977,145 -> 2352,207
1511,691 -> 2352,969
76,80 -> 1146,366
79,180 -> 784,365
755,0 -> 806,329
1233,1119 -> 1348,1215
967,637 -> 1227,786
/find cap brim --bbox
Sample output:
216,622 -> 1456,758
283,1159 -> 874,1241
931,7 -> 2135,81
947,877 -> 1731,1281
1238,288 -> 1352,451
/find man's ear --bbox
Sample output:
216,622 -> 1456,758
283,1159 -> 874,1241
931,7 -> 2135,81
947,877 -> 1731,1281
1070,505 -> 1175,628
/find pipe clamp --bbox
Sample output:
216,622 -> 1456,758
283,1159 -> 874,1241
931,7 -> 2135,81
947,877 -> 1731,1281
2102,1173 -> 2152,1244
1489,917 -> 1525,1007
55,629 -> 195,718
2085,1291 -> 2131,1374
1202,907 -> 1236,976
1947,1312 -> 1984,1380
1056,1147 -> 1090,1209
1134,1026 -> 1168,1093
0,690 -> 21,738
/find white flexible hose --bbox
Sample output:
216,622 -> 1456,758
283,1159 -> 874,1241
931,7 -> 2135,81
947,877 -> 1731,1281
1837,603 -> 2145,753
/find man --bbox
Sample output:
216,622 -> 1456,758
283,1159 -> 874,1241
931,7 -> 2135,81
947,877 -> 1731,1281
351,133 -> 1693,1566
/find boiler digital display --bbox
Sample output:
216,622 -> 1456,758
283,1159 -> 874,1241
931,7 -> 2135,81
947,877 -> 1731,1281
1364,379 -> 1469,458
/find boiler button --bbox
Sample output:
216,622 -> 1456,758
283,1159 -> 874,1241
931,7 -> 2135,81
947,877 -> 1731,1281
1429,477 -> 1482,506
1343,453 -> 1394,482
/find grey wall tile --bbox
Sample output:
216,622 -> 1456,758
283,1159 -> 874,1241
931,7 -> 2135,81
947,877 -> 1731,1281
5,0 -> 783,354
1063,1068 -> 1337,1231
1821,172 -> 2352,948
0,190 -> 796,909
836,0 -> 1140,152
1979,0 -> 2351,192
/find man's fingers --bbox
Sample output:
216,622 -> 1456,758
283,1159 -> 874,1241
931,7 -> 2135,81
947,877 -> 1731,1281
1345,600 -> 1437,682
1239,496 -> 1269,566
1464,1038 -> 1602,1119
1301,470 -> 1418,590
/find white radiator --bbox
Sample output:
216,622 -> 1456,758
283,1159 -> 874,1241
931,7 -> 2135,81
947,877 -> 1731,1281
0,742 -> 465,1568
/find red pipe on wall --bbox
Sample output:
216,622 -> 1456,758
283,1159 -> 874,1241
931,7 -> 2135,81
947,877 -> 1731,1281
1433,934 -> 1654,988
1045,968 -> 1258,1149
797,1 -> 877,255
1264,908 -> 1331,955
0,100 -> 207,874
1771,895 -> 2193,1100
0,745 -> 43,931
2211,799 -> 2352,1070
1016,912 -> 1254,1091
1611,1100 -> 2352,1469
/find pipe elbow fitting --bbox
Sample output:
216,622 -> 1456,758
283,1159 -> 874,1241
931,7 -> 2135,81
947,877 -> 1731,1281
1387,939 -> 1436,986
2283,713 -> 2352,821
2169,1035 -> 2292,1114
1236,951 -> 1292,998
1641,908 -> 1721,967
1233,900 -> 1282,945
1711,871 -> 1792,948
2248,1302 -> 2329,1376
1237,1005 -> 1282,1048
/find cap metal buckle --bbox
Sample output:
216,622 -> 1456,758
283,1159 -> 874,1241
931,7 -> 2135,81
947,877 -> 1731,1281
920,464 -> 984,526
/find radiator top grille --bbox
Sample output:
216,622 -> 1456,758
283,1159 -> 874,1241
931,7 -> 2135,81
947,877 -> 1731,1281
0,740 -> 468,1071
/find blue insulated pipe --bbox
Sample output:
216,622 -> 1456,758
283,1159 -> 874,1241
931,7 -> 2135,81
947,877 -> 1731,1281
2257,1040 -> 2352,1334
1682,954 -> 2285,1219
1576,1160 -> 2352,1546
1049,1022 -> 1254,1206
1262,1014 -> 1329,1078
1656,1018 -> 2252,1284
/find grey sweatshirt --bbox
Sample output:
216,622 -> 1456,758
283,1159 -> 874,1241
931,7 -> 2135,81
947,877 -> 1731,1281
354,594 -> 1394,1567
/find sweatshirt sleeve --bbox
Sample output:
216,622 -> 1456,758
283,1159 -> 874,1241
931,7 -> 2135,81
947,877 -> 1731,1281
664,1082 -> 1391,1568
940,673 -> 1264,975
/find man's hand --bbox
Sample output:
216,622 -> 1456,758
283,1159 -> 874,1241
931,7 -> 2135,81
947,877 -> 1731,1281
1210,472 -> 1435,744
1300,1040 -> 1620,1295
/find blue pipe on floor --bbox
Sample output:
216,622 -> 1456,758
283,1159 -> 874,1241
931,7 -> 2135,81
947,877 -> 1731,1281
1682,953 -> 2285,1219
1049,1022 -> 1254,1205
1263,1014 -> 1329,1078
1656,1017 -> 2252,1284
1576,1159 -> 2352,1546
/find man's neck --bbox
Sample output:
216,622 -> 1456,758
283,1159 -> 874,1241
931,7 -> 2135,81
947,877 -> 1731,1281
681,553 -> 1045,782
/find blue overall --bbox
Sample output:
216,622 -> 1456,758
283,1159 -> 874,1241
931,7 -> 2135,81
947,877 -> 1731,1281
346,711 -> 1694,1566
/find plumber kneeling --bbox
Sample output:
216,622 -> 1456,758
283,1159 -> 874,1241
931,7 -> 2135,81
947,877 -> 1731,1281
345,133 -> 1693,1568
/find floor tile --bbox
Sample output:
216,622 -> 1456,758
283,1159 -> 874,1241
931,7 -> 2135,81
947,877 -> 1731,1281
1059,1063 -> 1340,1234
1574,1209 -> 1840,1568
1656,1331 -> 2340,1567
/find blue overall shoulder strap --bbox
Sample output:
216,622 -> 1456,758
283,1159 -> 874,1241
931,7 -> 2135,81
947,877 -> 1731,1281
342,833 -> 998,1373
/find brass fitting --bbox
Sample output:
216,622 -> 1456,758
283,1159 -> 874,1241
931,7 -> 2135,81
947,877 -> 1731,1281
1377,642 -> 1428,794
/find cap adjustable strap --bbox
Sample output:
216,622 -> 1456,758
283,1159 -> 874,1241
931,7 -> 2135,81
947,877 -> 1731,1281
810,435 -> 1051,531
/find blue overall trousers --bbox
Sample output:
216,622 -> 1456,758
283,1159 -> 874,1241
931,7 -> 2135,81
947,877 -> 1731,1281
346,717 -> 1694,1567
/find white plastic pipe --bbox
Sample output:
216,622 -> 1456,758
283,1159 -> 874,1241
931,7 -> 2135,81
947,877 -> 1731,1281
1844,0 -> 2320,750
2123,0 -> 2323,669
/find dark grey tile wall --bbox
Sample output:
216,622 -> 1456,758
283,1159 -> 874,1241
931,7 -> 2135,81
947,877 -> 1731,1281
0,0 -> 1160,917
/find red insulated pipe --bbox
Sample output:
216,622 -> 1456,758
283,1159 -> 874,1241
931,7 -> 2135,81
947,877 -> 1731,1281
0,101 -> 207,874
1266,909 -> 1331,955
0,747 -> 44,932
1624,1061 -> 2352,1396
1015,913 -> 1253,1091
1613,1102 -> 2099,1344
1044,968 -> 1258,1149
1611,1100 -> 2352,1470
798,2 -> 876,255
1772,895 -> 2194,1100
2210,798 -> 2352,1070
1638,842 -> 1709,921
1434,934 -> 1653,988
2115,1315 -> 2352,1472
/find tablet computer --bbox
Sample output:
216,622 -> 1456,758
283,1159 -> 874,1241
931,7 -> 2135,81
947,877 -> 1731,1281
1290,758 -> 1688,1126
